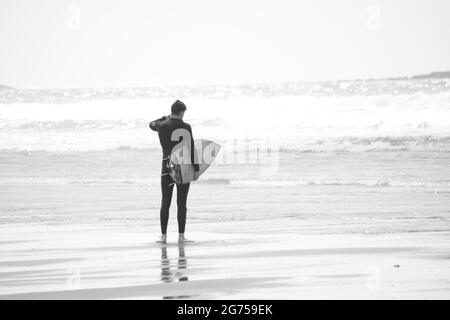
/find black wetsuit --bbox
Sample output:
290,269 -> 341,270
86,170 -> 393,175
150,115 -> 199,234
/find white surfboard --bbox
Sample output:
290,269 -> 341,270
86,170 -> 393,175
168,139 -> 221,184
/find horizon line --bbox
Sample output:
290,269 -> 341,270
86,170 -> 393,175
1,70 -> 449,91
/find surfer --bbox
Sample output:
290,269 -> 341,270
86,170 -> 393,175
149,100 -> 199,244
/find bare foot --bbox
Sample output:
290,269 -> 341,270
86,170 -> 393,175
178,234 -> 194,243
156,235 -> 167,244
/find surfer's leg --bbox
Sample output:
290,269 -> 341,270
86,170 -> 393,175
160,174 -> 174,235
176,182 -> 190,234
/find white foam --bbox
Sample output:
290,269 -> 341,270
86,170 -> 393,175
1,85 -> 449,152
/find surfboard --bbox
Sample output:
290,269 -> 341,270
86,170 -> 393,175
168,139 -> 221,184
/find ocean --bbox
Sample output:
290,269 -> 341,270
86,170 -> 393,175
1,78 -> 450,234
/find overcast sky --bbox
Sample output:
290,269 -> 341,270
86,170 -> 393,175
1,0 -> 449,88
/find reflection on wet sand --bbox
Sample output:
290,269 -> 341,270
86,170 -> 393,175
161,244 -> 195,299
160,245 -> 188,283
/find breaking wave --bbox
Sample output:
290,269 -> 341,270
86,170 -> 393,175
1,79 -> 449,153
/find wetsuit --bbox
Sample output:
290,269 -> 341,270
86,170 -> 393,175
150,115 -> 199,234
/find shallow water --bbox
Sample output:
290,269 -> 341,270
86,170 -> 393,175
1,79 -> 449,235
1,148 -> 449,236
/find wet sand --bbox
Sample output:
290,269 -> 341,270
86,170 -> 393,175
1,220 -> 449,299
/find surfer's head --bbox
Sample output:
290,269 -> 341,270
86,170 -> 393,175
171,100 -> 187,117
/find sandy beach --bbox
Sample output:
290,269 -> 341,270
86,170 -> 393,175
1,216 -> 449,299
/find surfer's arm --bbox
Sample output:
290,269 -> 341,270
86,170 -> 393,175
187,124 -> 200,172
149,116 -> 167,132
